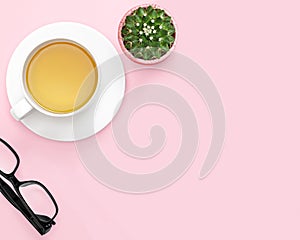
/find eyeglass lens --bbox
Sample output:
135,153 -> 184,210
19,182 -> 56,219
0,140 -> 17,174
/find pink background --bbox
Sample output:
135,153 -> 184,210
1,0 -> 300,239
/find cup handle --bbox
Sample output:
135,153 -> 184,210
10,98 -> 33,121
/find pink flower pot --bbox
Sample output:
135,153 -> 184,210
118,4 -> 177,65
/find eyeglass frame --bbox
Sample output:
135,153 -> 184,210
0,138 -> 58,235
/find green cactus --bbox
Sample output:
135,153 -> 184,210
121,6 -> 176,61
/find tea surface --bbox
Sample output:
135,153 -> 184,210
26,41 -> 98,114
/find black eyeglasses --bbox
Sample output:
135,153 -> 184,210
0,138 -> 58,235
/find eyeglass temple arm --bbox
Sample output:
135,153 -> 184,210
0,178 -> 45,234
0,178 -> 23,211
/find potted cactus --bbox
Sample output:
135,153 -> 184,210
118,4 -> 177,64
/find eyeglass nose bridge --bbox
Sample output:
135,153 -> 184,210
7,175 -> 20,186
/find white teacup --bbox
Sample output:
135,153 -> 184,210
11,39 -> 99,121
9,23 -> 103,121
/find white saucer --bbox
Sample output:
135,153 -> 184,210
6,22 -> 125,141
